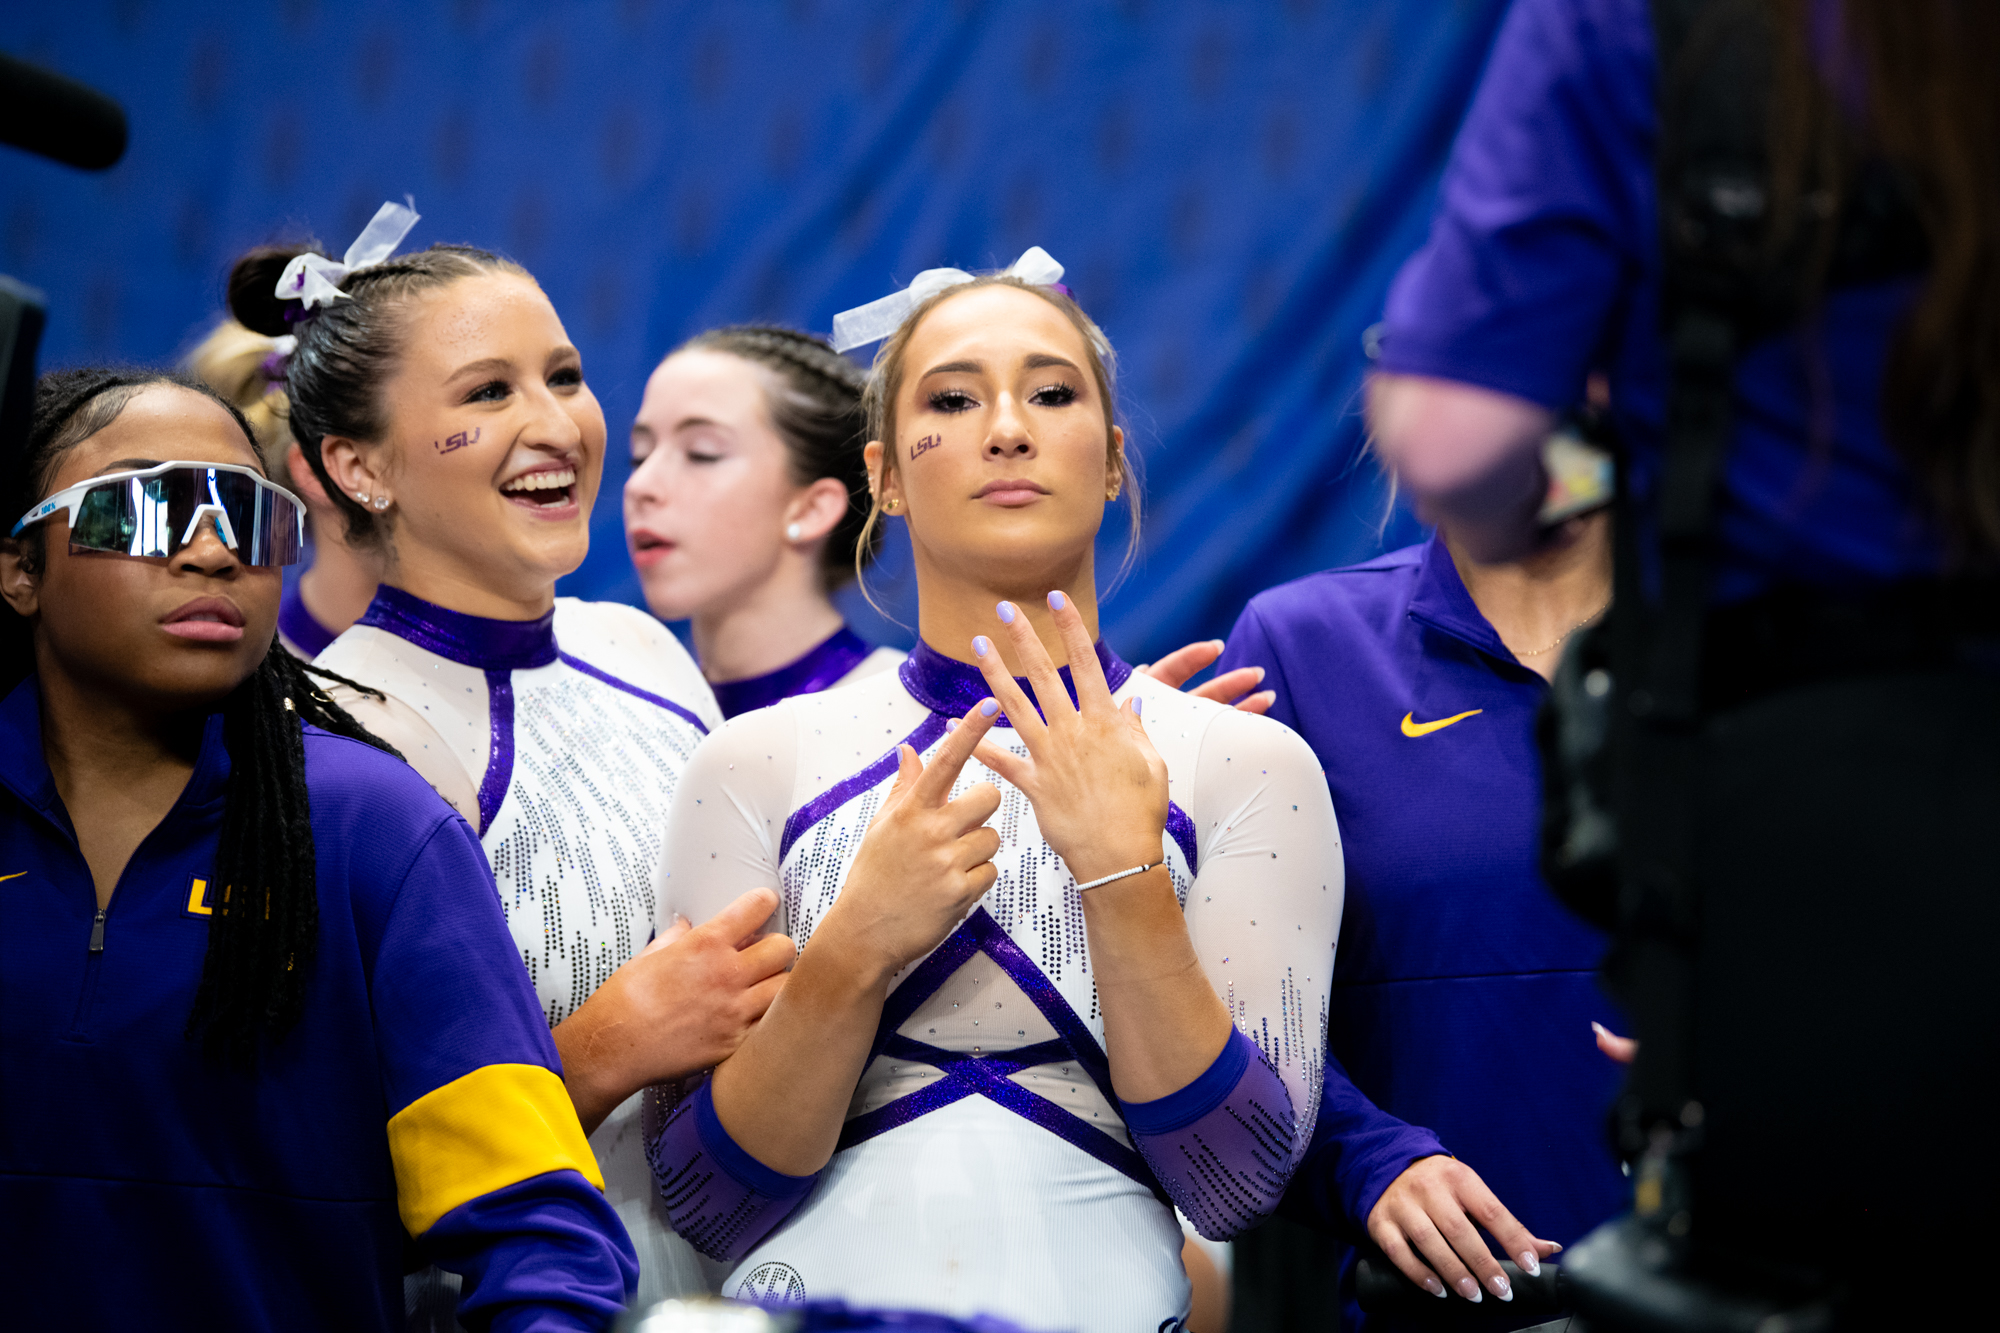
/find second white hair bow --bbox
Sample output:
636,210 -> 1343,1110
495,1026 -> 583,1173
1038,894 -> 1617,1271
830,246 -> 1065,354
274,198 -> 423,311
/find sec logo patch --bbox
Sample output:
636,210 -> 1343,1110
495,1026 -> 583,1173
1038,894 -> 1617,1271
735,1261 -> 806,1302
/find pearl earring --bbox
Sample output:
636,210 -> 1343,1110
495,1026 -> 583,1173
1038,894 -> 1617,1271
786,522 -> 802,542
354,491 -> 369,503
373,495 -> 390,511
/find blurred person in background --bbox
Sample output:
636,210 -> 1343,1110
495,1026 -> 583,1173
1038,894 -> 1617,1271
646,261 -> 1338,1332
1367,0 -> 2000,1318
185,318 -> 381,658
0,369 -> 634,1331
227,206 -> 791,1309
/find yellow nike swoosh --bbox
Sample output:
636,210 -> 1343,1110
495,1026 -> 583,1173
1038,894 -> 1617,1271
0,872 -> 26,883
1400,709 -> 1484,738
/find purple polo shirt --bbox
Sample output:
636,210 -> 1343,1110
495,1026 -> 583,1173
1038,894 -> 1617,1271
1221,537 -> 1628,1332
1381,0 -> 1942,602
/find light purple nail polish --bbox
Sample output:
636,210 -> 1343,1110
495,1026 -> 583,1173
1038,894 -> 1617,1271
1517,1252 -> 1540,1278
980,698 -> 999,717
946,718 -> 960,732
1130,696 -> 1143,717
973,635 -> 990,657
1048,590 -> 1067,610
996,601 -> 1016,624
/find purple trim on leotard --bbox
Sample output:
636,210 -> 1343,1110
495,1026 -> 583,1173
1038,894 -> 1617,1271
711,626 -> 873,720
276,581 -> 338,658
645,1076 -> 817,1263
897,637 -> 1133,728
476,669 -> 515,833
1164,801 -> 1199,875
834,907 -> 1167,1198
777,712 -> 949,862
558,651 -> 709,736
357,584 -> 557,670
1119,1026 -> 1298,1240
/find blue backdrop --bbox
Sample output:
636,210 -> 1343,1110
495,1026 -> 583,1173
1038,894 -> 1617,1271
1,0 -> 1507,663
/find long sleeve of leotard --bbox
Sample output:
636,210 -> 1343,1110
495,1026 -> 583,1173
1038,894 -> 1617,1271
647,704 -> 810,1261
1148,688 -> 1343,1237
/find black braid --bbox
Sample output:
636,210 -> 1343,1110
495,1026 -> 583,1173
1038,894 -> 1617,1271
678,325 -> 879,589
186,644 -> 402,1065
5,366 -> 403,1067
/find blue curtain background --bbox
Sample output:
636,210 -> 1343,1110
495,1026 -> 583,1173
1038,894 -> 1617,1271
1,0 -> 1507,664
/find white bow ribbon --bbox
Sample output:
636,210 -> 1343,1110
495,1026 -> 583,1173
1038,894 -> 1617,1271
273,199 -> 423,311
830,246 -> 1065,353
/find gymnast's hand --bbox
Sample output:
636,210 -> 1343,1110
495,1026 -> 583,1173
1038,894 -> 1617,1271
1136,638 -> 1276,714
970,591 -> 1169,884
552,887 -> 795,1135
816,695 -> 1004,985
1368,1155 -> 1562,1305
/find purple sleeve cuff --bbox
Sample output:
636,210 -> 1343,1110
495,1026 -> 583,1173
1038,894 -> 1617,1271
645,1076 -> 818,1263
1120,1027 -> 1299,1240
1277,1049 -> 1450,1240
422,1169 -> 638,1333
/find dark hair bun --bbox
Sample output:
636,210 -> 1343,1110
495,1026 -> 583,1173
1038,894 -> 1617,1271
227,244 -> 322,337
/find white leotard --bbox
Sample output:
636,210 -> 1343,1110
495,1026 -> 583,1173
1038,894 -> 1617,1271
655,642 -> 1343,1331
317,587 -> 722,1303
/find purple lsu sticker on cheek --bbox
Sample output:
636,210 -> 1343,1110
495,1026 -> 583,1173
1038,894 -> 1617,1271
435,427 -> 482,455
908,433 -> 941,461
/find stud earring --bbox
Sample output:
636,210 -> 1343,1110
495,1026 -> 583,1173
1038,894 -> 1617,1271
354,491 -> 369,503
372,495 -> 390,511
883,497 -> 901,513
1106,485 -> 1120,501
786,522 -> 802,541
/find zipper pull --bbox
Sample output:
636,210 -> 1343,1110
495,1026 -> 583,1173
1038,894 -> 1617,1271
89,907 -> 106,953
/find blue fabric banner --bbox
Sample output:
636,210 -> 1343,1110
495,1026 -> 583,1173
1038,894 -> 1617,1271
1,0 -> 1507,662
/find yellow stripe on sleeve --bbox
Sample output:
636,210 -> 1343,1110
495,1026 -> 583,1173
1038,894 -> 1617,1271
386,1062 -> 605,1237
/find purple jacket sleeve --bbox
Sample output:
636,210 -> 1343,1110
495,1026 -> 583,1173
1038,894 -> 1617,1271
1120,1028 -> 1300,1240
1277,1048 -> 1450,1241
643,1075 -> 818,1263
425,1172 -> 639,1333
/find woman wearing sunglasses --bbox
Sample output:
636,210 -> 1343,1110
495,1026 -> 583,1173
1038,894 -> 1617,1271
225,205 -> 789,1303
647,258 -> 1341,1331
0,369 -> 634,1330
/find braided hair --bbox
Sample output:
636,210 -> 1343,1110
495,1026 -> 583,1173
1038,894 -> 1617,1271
3,367 -> 404,1066
675,325 -> 880,590
226,241 -> 528,550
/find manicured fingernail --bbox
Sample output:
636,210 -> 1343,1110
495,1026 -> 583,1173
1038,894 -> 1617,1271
1423,1278 -> 1446,1298
1518,1251 -> 1540,1277
1548,1243 -> 1563,1254
1489,1274 -> 1513,1301
1251,666 -> 1266,682
1048,590 -> 1067,610
996,600 -> 1016,624
979,698 -> 999,717
946,718 -> 959,732
1592,1021 -> 1610,1038
973,635 -> 991,657
1456,1278 -> 1481,1303
1130,696 -> 1143,717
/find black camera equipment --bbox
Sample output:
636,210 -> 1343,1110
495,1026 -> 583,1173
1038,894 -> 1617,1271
1353,1246 -> 1571,1330
1539,1 -> 1985,1329
0,52 -> 127,470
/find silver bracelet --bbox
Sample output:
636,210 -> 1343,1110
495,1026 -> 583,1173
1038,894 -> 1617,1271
1072,861 -> 1164,892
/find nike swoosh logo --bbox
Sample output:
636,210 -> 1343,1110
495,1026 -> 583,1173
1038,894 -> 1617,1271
0,872 -> 26,883
1401,709 -> 1484,738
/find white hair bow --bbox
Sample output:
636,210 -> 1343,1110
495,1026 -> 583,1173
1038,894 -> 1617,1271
273,199 -> 423,311
830,246 -> 1065,354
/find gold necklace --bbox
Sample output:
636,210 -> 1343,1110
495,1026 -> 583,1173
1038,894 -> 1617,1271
1508,597 -> 1612,659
